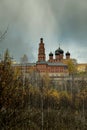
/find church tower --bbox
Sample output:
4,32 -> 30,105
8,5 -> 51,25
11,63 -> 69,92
38,38 -> 46,62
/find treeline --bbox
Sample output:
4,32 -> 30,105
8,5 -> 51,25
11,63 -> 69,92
0,50 -> 87,130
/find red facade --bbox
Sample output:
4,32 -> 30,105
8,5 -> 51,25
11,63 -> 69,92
13,38 -> 69,78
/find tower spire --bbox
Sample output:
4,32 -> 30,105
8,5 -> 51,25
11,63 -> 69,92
38,38 -> 46,62
40,38 -> 43,43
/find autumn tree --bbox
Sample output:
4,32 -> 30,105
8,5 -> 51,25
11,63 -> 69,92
0,49 -> 26,129
67,59 -> 77,75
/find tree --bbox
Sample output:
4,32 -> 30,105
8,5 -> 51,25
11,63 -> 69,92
20,54 -> 28,64
0,49 -> 17,109
67,59 -> 77,75
0,49 -> 25,129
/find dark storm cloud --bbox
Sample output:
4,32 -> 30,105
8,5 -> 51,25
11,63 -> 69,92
58,1 -> 87,43
0,0 -> 87,63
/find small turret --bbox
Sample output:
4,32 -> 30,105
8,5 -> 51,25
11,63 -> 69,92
49,52 -> 53,61
66,51 -> 70,59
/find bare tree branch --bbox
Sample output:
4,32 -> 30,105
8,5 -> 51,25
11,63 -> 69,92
0,26 -> 9,41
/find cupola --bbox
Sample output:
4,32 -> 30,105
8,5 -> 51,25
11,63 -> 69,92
66,51 -> 70,59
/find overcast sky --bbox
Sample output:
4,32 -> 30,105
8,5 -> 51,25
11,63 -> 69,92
0,0 -> 87,63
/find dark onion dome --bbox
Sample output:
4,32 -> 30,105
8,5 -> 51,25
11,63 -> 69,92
66,51 -> 70,55
49,52 -> 53,56
55,47 -> 64,55
55,51 -> 60,55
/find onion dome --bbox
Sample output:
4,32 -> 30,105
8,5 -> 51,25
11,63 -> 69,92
66,51 -> 70,55
55,47 -> 64,55
49,52 -> 53,56
55,51 -> 60,55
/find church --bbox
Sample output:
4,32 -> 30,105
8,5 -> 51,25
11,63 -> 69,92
14,38 -> 74,80
36,38 -> 69,78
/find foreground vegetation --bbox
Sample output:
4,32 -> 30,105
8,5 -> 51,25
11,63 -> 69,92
0,50 -> 87,130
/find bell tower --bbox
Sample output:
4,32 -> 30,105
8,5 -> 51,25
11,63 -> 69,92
38,38 -> 46,62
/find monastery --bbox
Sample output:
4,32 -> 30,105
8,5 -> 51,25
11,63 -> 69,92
0,38 -> 87,81
14,38 -> 78,80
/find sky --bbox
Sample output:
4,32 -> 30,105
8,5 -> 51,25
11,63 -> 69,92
0,0 -> 87,63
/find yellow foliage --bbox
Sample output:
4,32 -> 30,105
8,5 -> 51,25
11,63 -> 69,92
44,89 -> 59,100
67,59 -> 77,74
59,91 -> 72,101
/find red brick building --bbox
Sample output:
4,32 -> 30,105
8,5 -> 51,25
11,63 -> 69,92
13,38 -> 70,79
36,38 -> 69,78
